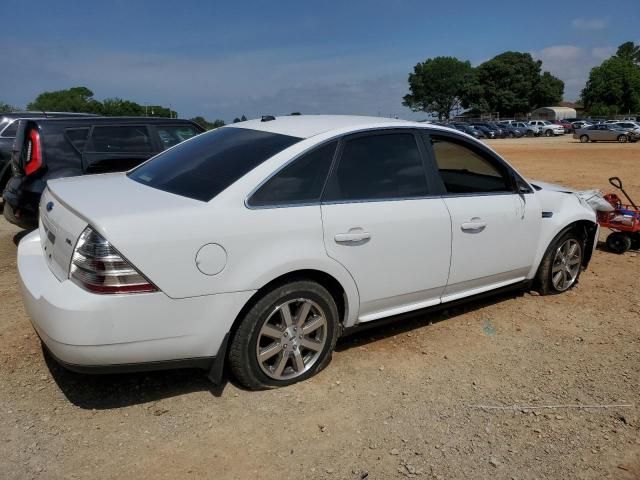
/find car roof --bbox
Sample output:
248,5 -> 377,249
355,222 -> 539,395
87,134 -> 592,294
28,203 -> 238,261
23,116 -> 201,127
224,115 -> 430,139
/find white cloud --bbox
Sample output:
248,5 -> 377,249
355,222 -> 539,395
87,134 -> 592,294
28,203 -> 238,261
592,46 -> 616,60
571,18 -> 608,30
532,44 -> 615,101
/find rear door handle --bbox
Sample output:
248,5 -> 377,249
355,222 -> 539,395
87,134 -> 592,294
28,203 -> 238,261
334,231 -> 371,243
461,219 -> 487,233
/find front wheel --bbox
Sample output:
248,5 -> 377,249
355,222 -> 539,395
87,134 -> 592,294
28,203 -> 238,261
617,135 -> 628,143
228,280 -> 340,389
579,135 -> 589,143
535,230 -> 584,295
545,129 -> 552,137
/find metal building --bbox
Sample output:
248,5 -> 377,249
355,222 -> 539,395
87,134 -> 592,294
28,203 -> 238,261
530,106 -> 577,121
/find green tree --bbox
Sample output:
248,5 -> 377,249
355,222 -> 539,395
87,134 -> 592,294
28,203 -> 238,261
189,116 -> 225,130
290,112 -> 301,116
233,117 -> 241,123
581,54 -> 640,115
240,114 -> 247,121
465,52 -> 563,116
27,86 -> 104,113
403,57 -> 474,119
0,101 -> 17,113
532,72 -> 565,108
102,98 -> 144,116
615,41 -> 640,65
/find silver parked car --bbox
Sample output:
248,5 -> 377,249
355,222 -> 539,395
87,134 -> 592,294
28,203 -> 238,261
574,124 -> 638,143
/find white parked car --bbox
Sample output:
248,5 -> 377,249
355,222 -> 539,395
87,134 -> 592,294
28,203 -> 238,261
528,120 -> 565,137
17,116 -> 598,389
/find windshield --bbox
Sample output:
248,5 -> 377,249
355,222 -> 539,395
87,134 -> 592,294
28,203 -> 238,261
129,127 -> 302,201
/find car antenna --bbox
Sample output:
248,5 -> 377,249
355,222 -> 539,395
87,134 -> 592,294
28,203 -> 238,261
261,115 -> 276,122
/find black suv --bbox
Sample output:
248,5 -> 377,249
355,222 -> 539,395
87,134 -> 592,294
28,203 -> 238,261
3,117 -> 203,228
0,112 -> 98,198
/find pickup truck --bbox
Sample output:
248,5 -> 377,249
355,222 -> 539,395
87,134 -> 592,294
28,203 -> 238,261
528,120 -> 565,137
3,116 -> 203,228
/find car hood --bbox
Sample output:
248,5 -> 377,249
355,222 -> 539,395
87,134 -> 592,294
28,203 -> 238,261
529,178 -> 611,213
528,179 -> 574,193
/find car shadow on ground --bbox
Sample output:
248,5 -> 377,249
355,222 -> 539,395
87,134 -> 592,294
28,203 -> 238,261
45,288 -> 525,409
44,348 -> 226,410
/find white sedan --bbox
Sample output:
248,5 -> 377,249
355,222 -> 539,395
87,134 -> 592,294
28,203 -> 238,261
17,115 -> 598,389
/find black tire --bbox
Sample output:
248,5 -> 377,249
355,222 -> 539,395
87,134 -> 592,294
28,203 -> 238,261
617,135 -> 628,143
579,135 -> 589,143
631,232 -> 640,251
508,132 -> 515,138
606,232 -> 632,254
545,129 -> 552,137
535,229 -> 584,295
228,280 -> 340,390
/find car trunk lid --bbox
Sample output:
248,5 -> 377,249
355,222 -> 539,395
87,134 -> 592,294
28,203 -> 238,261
39,187 -> 89,281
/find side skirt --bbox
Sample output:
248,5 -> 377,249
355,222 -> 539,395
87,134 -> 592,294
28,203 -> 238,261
341,279 -> 532,338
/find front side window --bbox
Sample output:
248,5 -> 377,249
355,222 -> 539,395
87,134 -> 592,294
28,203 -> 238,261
156,125 -> 201,150
430,136 -> 512,194
249,141 -> 337,207
129,127 -> 301,202
323,133 -> 428,202
87,126 -> 152,153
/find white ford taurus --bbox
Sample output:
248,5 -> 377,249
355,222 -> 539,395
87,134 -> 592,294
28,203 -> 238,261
17,115 -> 598,389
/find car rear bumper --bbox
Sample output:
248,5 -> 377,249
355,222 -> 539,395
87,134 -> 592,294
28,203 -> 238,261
17,230 -> 255,369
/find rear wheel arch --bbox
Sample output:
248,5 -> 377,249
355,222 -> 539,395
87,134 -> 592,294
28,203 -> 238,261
228,269 -> 350,343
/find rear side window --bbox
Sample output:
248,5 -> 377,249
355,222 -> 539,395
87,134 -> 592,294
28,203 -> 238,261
65,128 -> 90,152
1,121 -> 17,137
87,126 -> 152,153
249,141 -> 337,207
156,125 -> 201,150
430,136 -> 512,194
323,133 -> 428,202
129,127 -> 301,202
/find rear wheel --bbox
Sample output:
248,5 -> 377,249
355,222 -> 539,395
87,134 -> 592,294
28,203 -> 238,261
631,232 -> 640,250
579,135 -> 589,143
535,230 -> 584,295
228,280 -> 340,390
606,232 -> 632,254
508,132 -> 515,138
617,135 -> 628,143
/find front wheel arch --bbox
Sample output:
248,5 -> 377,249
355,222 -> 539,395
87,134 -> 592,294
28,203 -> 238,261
534,221 -> 597,287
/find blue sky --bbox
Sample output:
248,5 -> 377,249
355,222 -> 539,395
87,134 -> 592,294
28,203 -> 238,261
1,0 -> 638,121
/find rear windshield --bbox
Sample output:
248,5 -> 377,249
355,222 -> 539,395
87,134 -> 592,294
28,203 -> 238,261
128,127 -> 301,201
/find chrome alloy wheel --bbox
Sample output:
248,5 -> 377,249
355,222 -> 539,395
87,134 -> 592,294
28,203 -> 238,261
256,298 -> 328,381
551,239 -> 582,291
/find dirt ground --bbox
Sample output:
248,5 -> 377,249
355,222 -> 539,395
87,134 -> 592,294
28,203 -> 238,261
0,136 -> 638,480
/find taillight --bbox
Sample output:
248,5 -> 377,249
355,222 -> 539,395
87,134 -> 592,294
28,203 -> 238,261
24,129 -> 43,176
69,227 -> 157,294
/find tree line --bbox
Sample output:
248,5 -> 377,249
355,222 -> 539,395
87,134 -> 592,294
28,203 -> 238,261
3,42 -> 638,123
0,86 -> 230,130
405,41 -> 640,119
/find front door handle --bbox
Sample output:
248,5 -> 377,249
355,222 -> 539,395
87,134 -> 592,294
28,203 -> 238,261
334,231 -> 371,243
461,218 -> 487,233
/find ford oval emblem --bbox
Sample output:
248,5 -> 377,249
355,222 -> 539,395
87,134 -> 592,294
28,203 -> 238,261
46,201 -> 54,212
